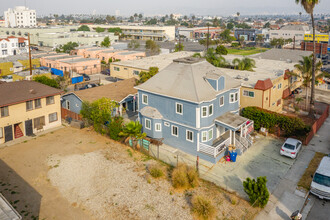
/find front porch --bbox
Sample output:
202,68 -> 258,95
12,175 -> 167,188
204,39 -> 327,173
198,112 -> 254,162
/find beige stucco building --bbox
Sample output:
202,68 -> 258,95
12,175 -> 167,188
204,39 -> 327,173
0,81 -> 62,144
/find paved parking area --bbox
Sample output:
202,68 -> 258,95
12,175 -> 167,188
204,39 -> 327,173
307,195 -> 330,220
153,135 -> 295,198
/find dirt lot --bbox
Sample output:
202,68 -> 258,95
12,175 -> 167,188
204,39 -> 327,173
0,127 -> 259,220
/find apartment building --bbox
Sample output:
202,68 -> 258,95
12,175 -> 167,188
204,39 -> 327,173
269,25 -> 311,43
0,36 -> 28,58
4,6 -> 37,28
0,81 -> 62,144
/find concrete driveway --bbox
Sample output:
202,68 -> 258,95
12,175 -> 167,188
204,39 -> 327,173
307,195 -> 330,220
199,135 -> 295,198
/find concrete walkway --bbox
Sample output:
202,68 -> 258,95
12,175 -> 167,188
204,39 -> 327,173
256,115 -> 330,220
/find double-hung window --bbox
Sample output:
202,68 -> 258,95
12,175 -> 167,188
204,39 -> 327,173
26,100 -> 33,111
201,131 -> 207,142
0,106 -> 9,117
230,93 -> 235,103
208,104 -> 213,116
208,129 -> 213,141
219,96 -> 224,107
172,125 -> 178,137
201,106 -> 207,118
186,130 -> 193,142
243,90 -> 254,98
35,99 -> 41,109
142,94 -> 148,105
176,103 -> 183,115
155,123 -> 161,132
49,112 -> 58,123
145,118 -> 151,130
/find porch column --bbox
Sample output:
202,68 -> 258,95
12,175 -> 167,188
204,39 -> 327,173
244,124 -> 247,138
233,131 -> 236,146
197,133 -> 200,152
119,104 -> 123,116
229,130 -> 232,145
240,125 -> 243,137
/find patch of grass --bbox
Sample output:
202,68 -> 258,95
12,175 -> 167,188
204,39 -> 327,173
149,164 -> 164,178
227,47 -> 269,56
191,195 -> 216,220
297,152 -> 327,190
144,204 -> 155,211
89,141 -> 96,144
231,197 -> 237,205
127,149 -> 133,157
23,140 -> 28,143
172,164 -> 199,189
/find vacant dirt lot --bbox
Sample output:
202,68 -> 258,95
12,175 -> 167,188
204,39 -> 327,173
0,127 -> 259,219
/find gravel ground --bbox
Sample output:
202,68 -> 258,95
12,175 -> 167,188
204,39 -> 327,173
48,150 -> 192,220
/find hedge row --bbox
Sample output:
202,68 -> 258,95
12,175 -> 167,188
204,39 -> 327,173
241,107 -> 311,137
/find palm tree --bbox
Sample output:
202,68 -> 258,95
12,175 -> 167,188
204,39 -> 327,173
294,55 -> 323,110
232,57 -> 256,71
256,34 -> 263,47
120,121 -> 146,149
295,0 -> 320,117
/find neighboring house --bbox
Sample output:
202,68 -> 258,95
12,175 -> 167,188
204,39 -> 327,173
136,57 -> 254,164
0,81 -> 62,144
234,29 -> 257,41
61,78 -> 138,118
110,51 -> 194,80
0,36 -> 28,58
0,54 -> 40,77
269,25 -> 311,43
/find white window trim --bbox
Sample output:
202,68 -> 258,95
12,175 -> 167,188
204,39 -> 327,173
201,106 -> 208,118
0,127 -> 3,139
175,102 -> 183,115
208,129 -> 213,141
171,125 -> 178,137
142,94 -> 148,105
219,96 -> 224,107
66,100 -> 70,110
208,104 -> 213,116
235,92 -> 239,102
201,131 -> 207,142
186,130 -> 194,142
229,93 -> 235,103
145,118 -> 151,130
155,123 -> 161,132
243,90 -> 254,98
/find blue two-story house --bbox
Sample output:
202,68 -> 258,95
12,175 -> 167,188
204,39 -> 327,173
136,57 -> 254,163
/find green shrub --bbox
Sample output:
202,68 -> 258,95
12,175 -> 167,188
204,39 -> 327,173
191,195 -> 216,220
243,176 -> 269,208
108,116 -> 124,141
172,164 -> 198,189
33,75 -> 60,89
149,164 -> 164,178
241,107 -> 311,137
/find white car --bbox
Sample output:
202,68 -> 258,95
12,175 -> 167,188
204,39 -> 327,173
280,138 -> 302,159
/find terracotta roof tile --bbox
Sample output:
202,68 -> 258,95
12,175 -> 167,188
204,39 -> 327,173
282,88 -> 291,99
254,78 -> 273,91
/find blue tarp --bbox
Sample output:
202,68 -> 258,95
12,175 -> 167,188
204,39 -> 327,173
51,68 -> 63,77
71,76 -> 83,84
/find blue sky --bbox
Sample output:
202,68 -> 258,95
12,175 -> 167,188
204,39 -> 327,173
1,0 -> 329,16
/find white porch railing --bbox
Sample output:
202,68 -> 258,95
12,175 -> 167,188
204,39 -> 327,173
199,138 -> 230,158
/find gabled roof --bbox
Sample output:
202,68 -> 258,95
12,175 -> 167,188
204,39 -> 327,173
135,58 -> 241,103
254,78 -> 273,91
0,81 -> 62,107
73,78 -> 137,103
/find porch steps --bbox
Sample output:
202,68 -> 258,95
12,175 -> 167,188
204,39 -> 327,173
14,125 -> 23,139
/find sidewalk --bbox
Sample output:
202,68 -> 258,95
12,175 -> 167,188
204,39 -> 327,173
255,115 -> 330,220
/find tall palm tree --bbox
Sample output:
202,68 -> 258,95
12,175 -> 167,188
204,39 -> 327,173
295,0 -> 320,117
232,57 -> 256,71
294,55 -> 323,110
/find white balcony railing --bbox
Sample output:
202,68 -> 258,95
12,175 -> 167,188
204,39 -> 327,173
199,138 -> 230,158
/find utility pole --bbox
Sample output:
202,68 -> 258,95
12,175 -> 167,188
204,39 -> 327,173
293,36 -> 296,50
206,23 -> 210,51
28,33 -> 32,76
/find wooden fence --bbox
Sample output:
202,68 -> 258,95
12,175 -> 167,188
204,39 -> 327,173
303,104 -> 329,145
61,108 -> 82,121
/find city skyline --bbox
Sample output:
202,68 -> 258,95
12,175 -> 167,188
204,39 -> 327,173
1,0 -> 330,17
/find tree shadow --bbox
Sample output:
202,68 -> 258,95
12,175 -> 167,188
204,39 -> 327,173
276,206 -> 290,219
0,159 -> 41,219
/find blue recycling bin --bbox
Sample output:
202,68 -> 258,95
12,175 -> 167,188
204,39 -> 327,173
230,151 -> 238,162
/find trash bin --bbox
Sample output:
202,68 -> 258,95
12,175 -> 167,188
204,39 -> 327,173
230,151 -> 238,162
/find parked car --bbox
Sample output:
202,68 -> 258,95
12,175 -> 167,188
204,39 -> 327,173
101,69 -> 110,75
81,74 -> 90,81
0,75 -> 13,82
79,83 -> 99,90
293,87 -> 303,94
310,155 -> 330,200
280,138 -> 302,159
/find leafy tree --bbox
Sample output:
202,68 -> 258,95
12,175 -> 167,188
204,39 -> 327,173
138,14 -> 143,19
33,75 -> 60,89
232,57 -> 256,71
256,34 -> 264,47
137,67 -> 159,84
106,15 -> 116,24
101,36 -> 111,47
239,36 -> 245,47
215,45 -> 228,55
270,38 -> 285,48
80,98 -> 119,133
174,42 -> 184,52
145,40 -> 160,55
192,53 -> 202,58
95,27 -> 105,33
263,22 -> 271,28
236,23 -> 251,29
219,29 -> 233,43
56,41 -> 79,53
295,0 -> 320,117
205,48 -> 229,68
108,27 -> 122,34
120,121 -> 146,149
108,116 -> 124,141
128,40 -> 140,49
77,25 -> 90,31
145,18 -> 158,25
129,16 -> 134,22
243,176 -> 269,208
212,17 -> 220,27
227,22 -> 234,30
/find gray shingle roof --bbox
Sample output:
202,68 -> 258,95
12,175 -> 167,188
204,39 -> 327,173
136,58 -> 241,103
140,106 -> 163,119
249,48 -> 312,63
